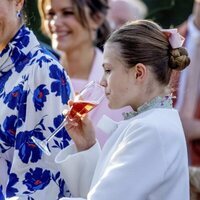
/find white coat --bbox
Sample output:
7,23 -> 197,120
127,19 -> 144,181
56,108 -> 189,200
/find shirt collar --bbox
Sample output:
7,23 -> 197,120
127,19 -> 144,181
123,95 -> 173,120
0,25 -> 40,77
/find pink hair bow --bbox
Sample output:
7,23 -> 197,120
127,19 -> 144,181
162,28 -> 185,49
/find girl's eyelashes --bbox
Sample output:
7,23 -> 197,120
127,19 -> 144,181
102,64 -> 112,74
104,68 -> 111,74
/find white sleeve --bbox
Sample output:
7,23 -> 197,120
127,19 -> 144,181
55,142 -> 101,198
87,123 -> 165,200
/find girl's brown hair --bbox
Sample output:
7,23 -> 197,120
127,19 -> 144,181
106,20 -> 190,85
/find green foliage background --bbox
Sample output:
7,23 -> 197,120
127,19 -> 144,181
25,0 -> 194,43
143,0 -> 194,28
25,0 -> 50,44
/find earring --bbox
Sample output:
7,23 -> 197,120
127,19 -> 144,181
16,10 -> 21,18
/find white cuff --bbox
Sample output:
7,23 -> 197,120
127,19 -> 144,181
55,142 -> 101,197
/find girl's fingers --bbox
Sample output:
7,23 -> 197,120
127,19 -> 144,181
62,100 -> 74,116
68,100 -> 74,107
62,109 -> 69,116
67,119 -> 78,127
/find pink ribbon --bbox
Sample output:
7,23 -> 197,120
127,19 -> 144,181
162,28 -> 185,48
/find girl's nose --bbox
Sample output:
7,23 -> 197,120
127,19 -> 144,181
100,76 -> 107,88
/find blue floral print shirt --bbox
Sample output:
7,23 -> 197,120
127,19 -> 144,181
0,25 -> 73,200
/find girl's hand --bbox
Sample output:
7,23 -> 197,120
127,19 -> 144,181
63,100 -> 96,152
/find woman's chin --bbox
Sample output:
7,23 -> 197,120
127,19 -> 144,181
53,44 -> 65,52
52,41 -> 66,52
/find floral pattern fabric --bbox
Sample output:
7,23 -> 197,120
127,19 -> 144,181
0,25 -> 73,199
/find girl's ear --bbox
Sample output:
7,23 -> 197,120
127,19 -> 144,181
134,63 -> 147,80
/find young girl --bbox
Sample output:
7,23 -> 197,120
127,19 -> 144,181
56,20 -> 190,200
